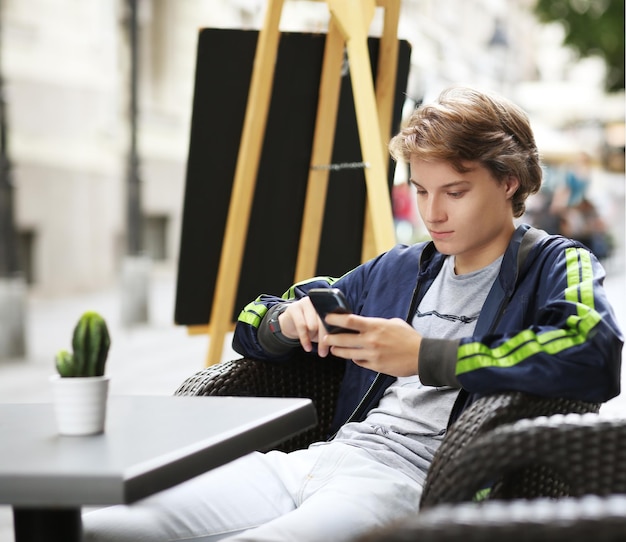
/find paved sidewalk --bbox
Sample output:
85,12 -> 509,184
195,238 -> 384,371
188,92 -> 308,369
0,261 -> 625,541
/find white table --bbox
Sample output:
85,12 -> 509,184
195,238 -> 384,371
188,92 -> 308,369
0,395 -> 317,542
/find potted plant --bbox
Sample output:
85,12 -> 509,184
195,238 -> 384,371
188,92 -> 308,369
50,311 -> 112,435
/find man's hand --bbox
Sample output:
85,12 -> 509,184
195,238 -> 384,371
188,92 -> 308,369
321,313 -> 422,377
277,298 -> 332,356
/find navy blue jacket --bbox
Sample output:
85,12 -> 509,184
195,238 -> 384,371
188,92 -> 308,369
233,225 -> 623,435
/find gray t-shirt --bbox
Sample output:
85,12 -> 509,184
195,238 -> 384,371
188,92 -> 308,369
325,255 -> 503,484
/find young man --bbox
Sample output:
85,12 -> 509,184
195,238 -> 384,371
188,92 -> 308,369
84,87 -> 623,542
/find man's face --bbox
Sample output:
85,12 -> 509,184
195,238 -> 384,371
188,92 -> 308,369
409,158 -> 519,274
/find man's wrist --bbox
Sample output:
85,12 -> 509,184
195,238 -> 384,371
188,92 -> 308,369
267,304 -> 300,346
258,304 -> 301,355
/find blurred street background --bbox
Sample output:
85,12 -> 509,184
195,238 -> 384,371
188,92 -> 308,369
0,0 -> 624,540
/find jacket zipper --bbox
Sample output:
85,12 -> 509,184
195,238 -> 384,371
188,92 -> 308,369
331,265 -> 426,434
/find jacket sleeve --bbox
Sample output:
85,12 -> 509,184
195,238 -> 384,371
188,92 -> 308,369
419,338 -> 462,388
454,245 -> 623,403
231,250 -> 386,360
231,276 -> 348,360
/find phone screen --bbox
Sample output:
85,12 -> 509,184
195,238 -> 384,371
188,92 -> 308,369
308,288 -> 358,334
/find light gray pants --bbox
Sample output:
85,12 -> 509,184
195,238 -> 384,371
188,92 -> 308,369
83,442 -> 423,542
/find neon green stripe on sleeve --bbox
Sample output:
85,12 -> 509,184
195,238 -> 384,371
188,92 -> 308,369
239,268 -> 354,327
564,248 -> 595,314
565,247 -> 581,304
577,248 -> 595,312
456,246 -> 600,376
238,276 -> 340,328
237,300 -> 269,328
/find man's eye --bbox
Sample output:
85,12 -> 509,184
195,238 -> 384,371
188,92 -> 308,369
416,189 -> 427,196
448,192 -> 464,198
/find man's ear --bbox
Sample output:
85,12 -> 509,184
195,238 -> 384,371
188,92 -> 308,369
504,175 -> 520,198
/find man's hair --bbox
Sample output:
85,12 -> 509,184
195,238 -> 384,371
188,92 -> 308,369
388,87 -> 542,217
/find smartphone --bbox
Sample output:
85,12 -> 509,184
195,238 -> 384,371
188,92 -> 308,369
308,288 -> 358,334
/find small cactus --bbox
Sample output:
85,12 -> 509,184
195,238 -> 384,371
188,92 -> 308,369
55,311 -> 111,377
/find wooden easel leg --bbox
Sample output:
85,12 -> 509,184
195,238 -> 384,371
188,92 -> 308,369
294,18 -> 345,282
328,0 -> 396,254
204,0 -> 285,366
201,0 -> 402,365
362,0 -> 401,261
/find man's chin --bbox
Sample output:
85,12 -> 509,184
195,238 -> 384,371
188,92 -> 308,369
430,239 -> 455,255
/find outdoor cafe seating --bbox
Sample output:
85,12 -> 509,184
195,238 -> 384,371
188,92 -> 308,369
175,350 -> 626,540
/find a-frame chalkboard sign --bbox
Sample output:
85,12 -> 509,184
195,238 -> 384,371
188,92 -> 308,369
175,0 -> 411,365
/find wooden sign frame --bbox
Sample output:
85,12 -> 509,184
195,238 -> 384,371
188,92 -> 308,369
178,0 -> 407,365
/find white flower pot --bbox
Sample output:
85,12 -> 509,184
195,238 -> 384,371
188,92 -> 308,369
49,375 -> 110,436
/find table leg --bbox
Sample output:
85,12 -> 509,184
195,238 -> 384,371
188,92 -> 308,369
13,507 -> 82,542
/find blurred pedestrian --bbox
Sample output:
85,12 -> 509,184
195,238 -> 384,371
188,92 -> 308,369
550,152 -> 612,259
552,151 -> 593,210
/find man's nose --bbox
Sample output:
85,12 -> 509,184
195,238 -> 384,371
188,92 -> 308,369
423,196 -> 446,223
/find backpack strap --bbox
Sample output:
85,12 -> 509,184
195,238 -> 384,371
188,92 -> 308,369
516,226 -> 549,273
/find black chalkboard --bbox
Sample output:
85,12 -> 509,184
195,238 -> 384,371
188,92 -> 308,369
175,29 -> 411,326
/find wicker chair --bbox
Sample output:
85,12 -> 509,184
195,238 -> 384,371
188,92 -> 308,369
174,351 -> 346,452
354,494 -> 626,542
423,411 -> 626,506
354,413 -> 626,542
419,392 -> 601,508
175,352 -> 600,499
175,355 -> 622,541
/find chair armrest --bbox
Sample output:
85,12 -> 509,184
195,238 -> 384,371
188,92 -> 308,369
420,392 -> 600,508
355,494 -> 626,542
432,413 -> 626,503
174,351 -> 346,452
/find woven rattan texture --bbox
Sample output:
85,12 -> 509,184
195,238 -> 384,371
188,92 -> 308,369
175,360 -> 604,502
450,413 -> 626,501
355,494 -> 626,542
420,392 -> 600,508
174,352 -> 346,452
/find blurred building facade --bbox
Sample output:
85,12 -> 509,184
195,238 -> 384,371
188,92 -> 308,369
2,0 -> 623,294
